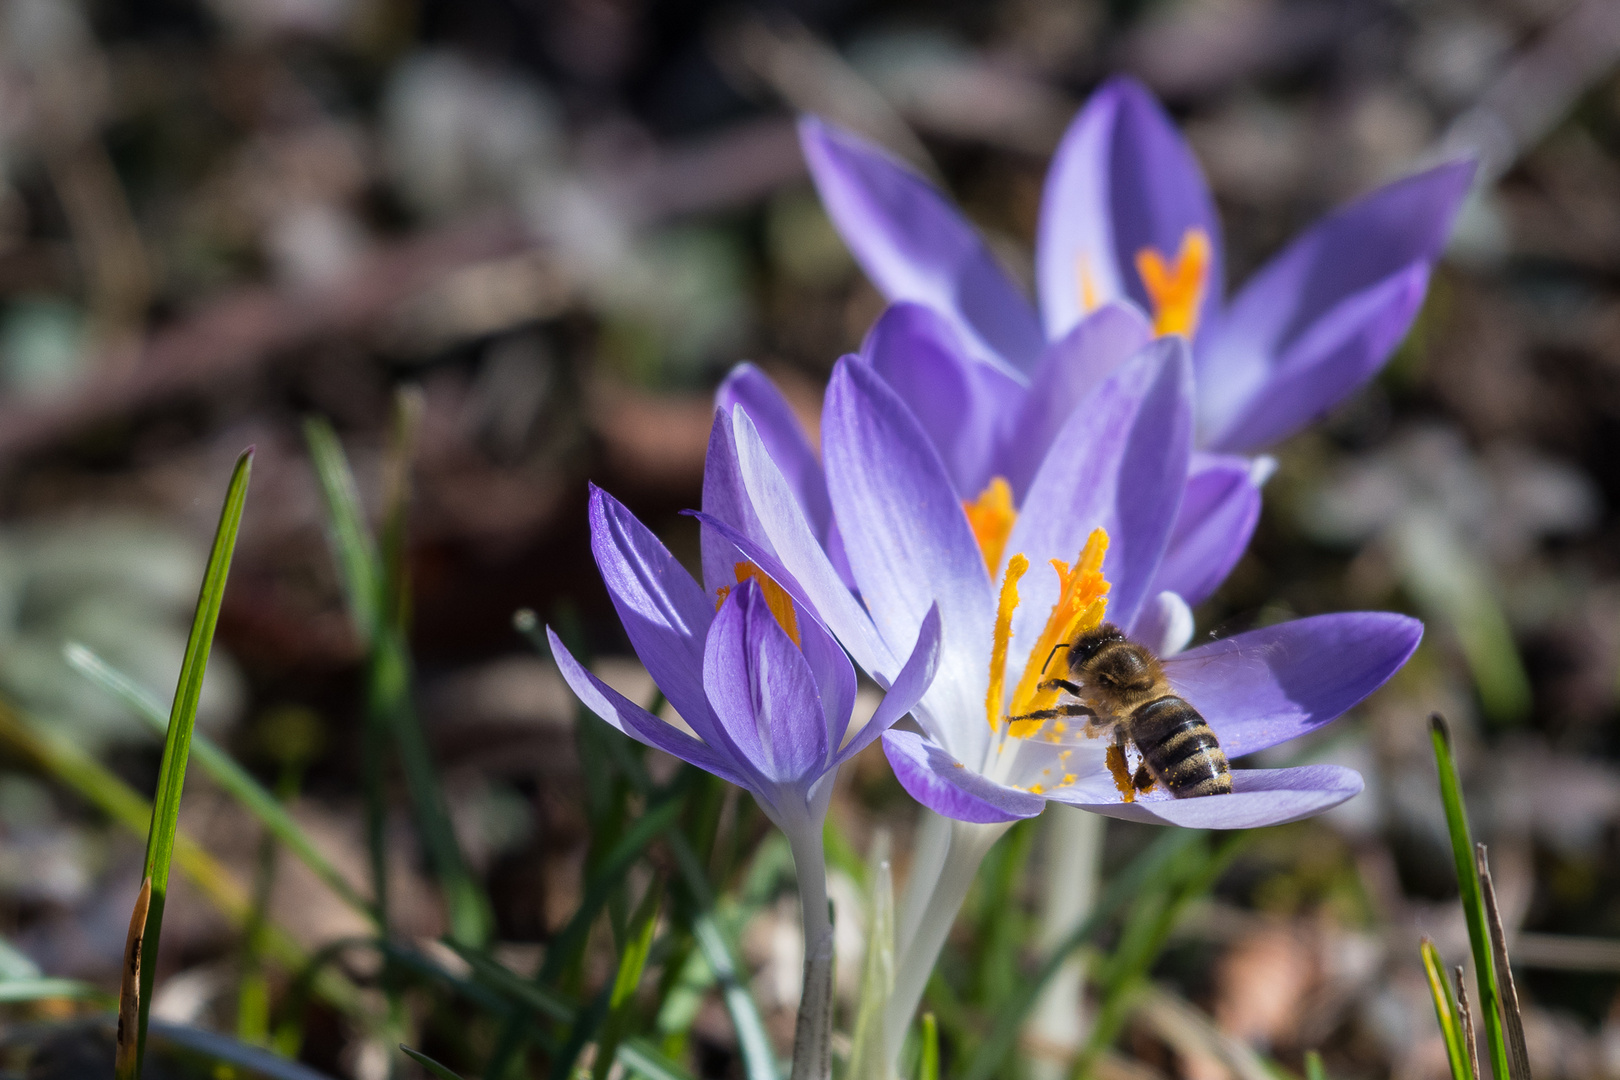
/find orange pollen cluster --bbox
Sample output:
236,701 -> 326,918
963,477 -> 1017,574
715,561 -> 801,646
982,528 -> 1112,745
1135,227 -> 1212,339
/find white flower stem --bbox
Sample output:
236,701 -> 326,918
883,818 -> 1011,1070
788,823 -> 835,1080
1025,807 -> 1105,1080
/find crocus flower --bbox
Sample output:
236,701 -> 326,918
698,339 -> 1421,1061
798,75 -> 1475,458
548,485 -> 941,1080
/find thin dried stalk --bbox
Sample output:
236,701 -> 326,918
1476,845 -> 1532,1080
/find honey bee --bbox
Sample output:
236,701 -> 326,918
1012,623 -> 1230,799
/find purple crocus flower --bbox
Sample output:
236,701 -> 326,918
700,339 -> 1421,1060
548,485 -> 941,1080
798,75 -> 1475,458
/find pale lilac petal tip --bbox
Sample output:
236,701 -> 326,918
717,364 -> 832,540
1164,612 -> 1423,759
1053,765 -> 1363,828
837,604 -> 942,765
882,729 -> 1046,823
799,116 -> 1044,369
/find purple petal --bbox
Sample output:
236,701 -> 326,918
798,602 -> 860,759
861,303 -> 1027,497
589,486 -> 716,731
1131,591 -> 1194,657
836,604 -> 942,765
1163,612 -> 1423,759
1050,765 -> 1363,828
1004,337 -> 1192,662
800,116 -> 1044,370
1147,452 -> 1261,607
823,358 -> 996,761
881,729 -> 1046,823
1203,264 -> 1429,453
701,407 -> 771,598
705,579 -> 829,784
728,409 -> 898,679
1004,302 -> 1153,496
548,628 -> 754,790
717,364 -> 833,542
1037,76 -> 1222,342
1199,158 -> 1474,450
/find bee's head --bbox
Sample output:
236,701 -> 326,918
1067,623 -> 1126,674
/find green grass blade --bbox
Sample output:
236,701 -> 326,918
1420,939 -> 1471,1080
304,418 -> 381,636
918,1014 -> 939,1080
133,447 -> 254,1077
402,1045 -> 466,1080
1430,715 -> 1511,1080
0,977 -> 110,1004
618,1038 -> 698,1080
692,912 -> 780,1080
65,643 -> 374,922
1304,1051 -> 1328,1080
149,1021 -> 341,1080
592,882 -> 664,1080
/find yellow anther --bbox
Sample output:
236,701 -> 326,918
719,562 -> 801,647
985,554 -> 1030,732
964,477 -> 1017,575
1005,529 -> 1111,738
1075,253 -> 1101,314
1135,227 -> 1211,339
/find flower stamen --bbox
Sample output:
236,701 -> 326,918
985,553 -> 1029,732
1135,227 -> 1211,339
1005,529 -> 1110,738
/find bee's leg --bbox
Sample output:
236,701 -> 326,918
1007,703 -> 1094,723
1038,678 -> 1085,696
1132,764 -> 1157,793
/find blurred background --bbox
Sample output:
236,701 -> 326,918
0,0 -> 1617,1075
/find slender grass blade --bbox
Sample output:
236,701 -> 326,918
134,447 -> 253,1077
1304,1051 -> 1328,1080
116,878 -> 152,1080
918,1014 -> 939,1080
1456,967 -> 1480,1080
1430,715 -> 1511,1080
1420,938 -> 1470,1080
592,882 -> 664,1080
403,1045 -> 466,1080
847,840 -> 894,1080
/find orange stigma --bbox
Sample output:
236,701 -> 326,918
716,562 -> 800,646
964,477 -> 1017,574
1135,227 -> 1211,338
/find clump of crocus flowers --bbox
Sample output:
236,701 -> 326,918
556,74 -> 1466,1080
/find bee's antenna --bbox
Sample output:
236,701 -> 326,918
1041,643 -> 1070,674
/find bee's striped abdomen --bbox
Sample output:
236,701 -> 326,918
1130,695 -> 1231,798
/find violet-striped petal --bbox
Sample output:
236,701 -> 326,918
797,598 -> 860,758
1131,591 -> 1194,658
835,604 -> 942,766
589,485 -> 720,739
1049,765 -> 1363,828
704,579 -> 828,783
717,364 -> 833,544
882,729 -> 1047,823
823,358 -> 996,762
701,407 -> 773,598
1198,159 -> 1473,450
1203,263 -> 1429,453
1163,612 -> 1422,759
861,304 -> 1026,497
548,629 -> 755,790
800,116 -> 1045,370
1003,337 -> 1192,663
1004,302 -> 1153,496
1037,76 -> 1222,341
728,409 -> 897,680
1147,452 -> 1262,607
